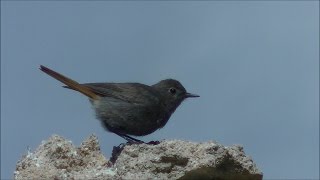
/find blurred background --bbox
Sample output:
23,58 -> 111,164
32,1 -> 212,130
1,1 -> 319,179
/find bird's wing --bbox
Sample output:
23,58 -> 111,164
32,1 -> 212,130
77,83 -> 162,104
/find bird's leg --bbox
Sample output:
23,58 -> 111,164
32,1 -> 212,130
123,134 -> 144,144
112,131 -> 159,145
121,134 -> 160,145
113,131 -> 144,144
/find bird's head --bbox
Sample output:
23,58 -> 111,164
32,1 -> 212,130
152,79 -> 199,113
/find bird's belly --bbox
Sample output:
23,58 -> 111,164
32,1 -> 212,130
92,98 -> 167,136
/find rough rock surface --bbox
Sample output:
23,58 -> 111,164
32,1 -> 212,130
14,135 -> 263,180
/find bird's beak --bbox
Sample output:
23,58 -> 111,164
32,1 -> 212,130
185,92 -> 200,98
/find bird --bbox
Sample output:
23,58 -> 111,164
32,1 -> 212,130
39,65 -> 199,143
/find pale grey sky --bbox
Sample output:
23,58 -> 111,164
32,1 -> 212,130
1,2 -> 319,179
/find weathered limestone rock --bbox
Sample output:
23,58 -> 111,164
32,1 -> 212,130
14,135 -> 263,180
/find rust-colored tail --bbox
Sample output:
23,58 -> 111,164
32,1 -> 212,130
39,65 -> 99,100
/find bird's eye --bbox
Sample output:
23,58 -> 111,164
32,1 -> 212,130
169,88 -> 176,95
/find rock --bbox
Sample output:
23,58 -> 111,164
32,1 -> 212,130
14,135 -> 263,180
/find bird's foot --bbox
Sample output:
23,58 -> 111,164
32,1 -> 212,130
146,140 -> 160,145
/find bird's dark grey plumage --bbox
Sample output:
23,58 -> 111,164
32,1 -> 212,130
40,65 -> 199,143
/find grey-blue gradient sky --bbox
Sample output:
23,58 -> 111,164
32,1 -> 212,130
1,2 -> 319,179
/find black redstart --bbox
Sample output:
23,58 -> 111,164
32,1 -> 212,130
40,65 -> 199,143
